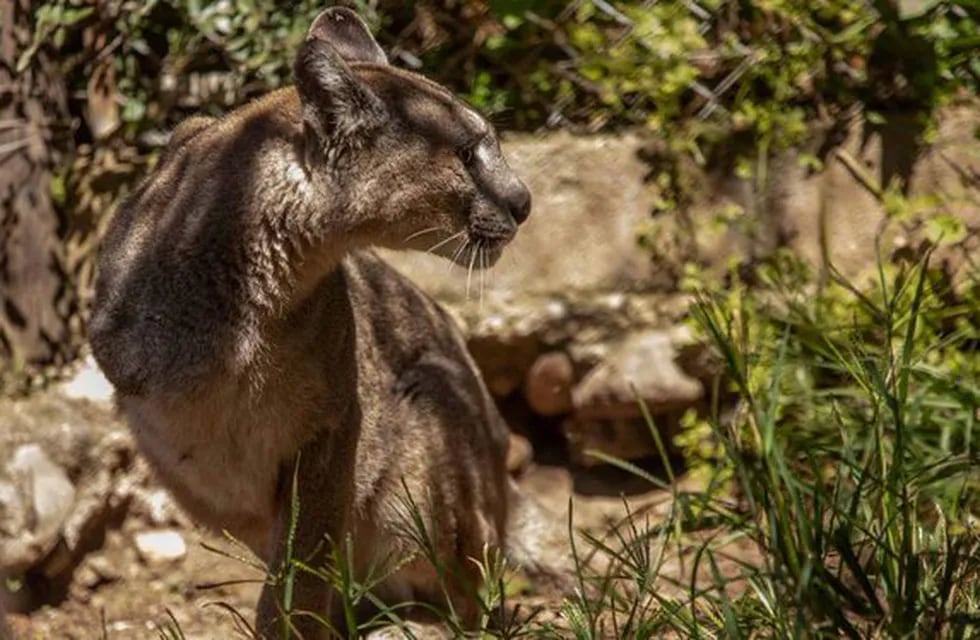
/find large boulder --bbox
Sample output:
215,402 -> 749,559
562,328 -> 706,467
0,445 -> 76,573
647,105 -> 980,287
572,328 -> 704,420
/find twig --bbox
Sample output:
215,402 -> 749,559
834,148 -> 883,199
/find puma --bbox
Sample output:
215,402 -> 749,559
89,7 -> 559,638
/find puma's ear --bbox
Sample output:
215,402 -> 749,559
294,12 -> 387,150
306,7 -> 388,66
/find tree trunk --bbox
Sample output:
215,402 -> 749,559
0,0 -> 78,388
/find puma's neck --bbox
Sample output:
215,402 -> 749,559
230,89 -> 360,312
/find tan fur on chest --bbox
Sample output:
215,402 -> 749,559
120,374 -> 323,548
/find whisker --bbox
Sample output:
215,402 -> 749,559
448,237 -> 468,273
404,226 -> 442,243
426,230 -> 466,256
466,243 -> 478,300
481,245 -> 490,309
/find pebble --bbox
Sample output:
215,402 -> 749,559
133,529 -> 187,565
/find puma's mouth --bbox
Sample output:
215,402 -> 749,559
459,223 -> 515,269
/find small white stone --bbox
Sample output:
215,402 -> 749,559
134,529 -> 187,565
668,324 -> 696,346
604,293 -> 626,310
60,355 -> 114,404
476,314 -> 506,334
545,300 -> 567,319
142,489 -> 179,526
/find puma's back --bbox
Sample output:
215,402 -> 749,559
89,8 -> 549,638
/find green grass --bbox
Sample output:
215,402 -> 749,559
657,251 -> 980,638
162,250 -> 979,638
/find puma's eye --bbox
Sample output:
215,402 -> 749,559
458,145 -> 476,166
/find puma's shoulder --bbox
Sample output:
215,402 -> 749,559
168,114 -> 215,148
155,90 -> 302,169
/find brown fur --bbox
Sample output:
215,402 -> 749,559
89,8 -> 542,638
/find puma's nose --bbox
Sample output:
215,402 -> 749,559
509,184 -> 531,225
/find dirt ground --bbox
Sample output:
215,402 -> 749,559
17,475 -> 689,640
12,524 -> 261,639
7,459 -> 675,638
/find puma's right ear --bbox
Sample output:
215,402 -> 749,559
294,14 -> 387,152
306,8 -> 388,65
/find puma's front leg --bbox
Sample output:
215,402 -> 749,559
256,416 -> 360,640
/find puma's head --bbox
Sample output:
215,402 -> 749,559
293,8 -> 530,268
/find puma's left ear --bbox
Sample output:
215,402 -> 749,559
294,9 -> 387,152
306,7 -> 388,66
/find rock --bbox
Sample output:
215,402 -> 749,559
0,391 -> 183,587
58,354 -> 114,405
645,106 -> 980,288
468,335 -> 539,398
0,389 -> 117,477
133,529 -> 187,565
75,552 -> 122,591
562,416 -> 657,467
572,329 -> 703,420
524,351 -> 574,416
0,445 -> 76,573
131,488 -> 184,527
4,612 -> 31,639
365,622 -> 452,639
61,431 -> 141,554
777,107 -> 980,283
506,433 -> 533,477
563,329 -> 704,466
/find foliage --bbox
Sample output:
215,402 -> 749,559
690,248 -> 978,471
25,0 -> 978,148
674,251 -> 980,637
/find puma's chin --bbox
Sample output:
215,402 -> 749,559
451,228 -> 511,270
462,239 -> 505,269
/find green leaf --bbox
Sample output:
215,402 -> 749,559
925,214 -> 967,245
865,111 -> 887,126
